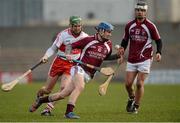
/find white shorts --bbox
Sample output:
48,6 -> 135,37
70,65 -> 91,83
126,59 -> 152,73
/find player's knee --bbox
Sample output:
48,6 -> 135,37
136,83 -> 143,89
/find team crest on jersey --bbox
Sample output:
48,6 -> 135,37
135,29 -> 140,35
97,46 -> 103,52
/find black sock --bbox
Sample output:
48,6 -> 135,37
129,95 -> 135,100
65,104 -> 75,114
39,96 -> 50,103
134,103 -> 139,109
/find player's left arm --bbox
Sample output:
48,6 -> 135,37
105,44 -> 123,65
155,39 -> 162,62
151,24 -> 163,62
104,41 -> 122,61
105,53 -> 123,65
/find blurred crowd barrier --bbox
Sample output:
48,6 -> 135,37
146,70 -> 180,84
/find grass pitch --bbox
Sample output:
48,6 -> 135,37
0,81 -> 180,122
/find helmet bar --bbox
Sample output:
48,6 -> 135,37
135,4 -> 148,10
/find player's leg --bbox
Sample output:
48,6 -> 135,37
125,62 -> 138,112
65,74 -> 84,119
125,71 -> 137,112
132,72 -> 148,113
29,79 -> 75,112
37,75 -> 59,97
29,75 -> 59,113
40,58 -> 73,115
39,76 -> 59,115
41,74 -> 72,116
131,59 -> 152,114
64,66 -> 90,119
37,58 -> 61,97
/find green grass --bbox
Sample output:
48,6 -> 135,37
0,82 -> 180,122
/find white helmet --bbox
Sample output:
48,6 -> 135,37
135,1 -> 148,10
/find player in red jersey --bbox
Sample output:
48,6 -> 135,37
29,16 -> 88,116
118,1 -> 162,114
29,22 -> 120,119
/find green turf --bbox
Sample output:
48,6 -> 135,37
0,82 -> 180,122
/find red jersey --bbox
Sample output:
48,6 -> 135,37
71,34 -> 112,78
123,19 -> 161,63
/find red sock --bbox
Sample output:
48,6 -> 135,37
65,104 -> 75,114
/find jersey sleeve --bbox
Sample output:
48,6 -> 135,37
105,41 -> 112,59
150,24 -> 161,40
44,44 -> 58,58
122,24 -> 130,41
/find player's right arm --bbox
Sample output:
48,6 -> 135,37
41,32 -> 64,63
118,24 -> 130,56
41,44 -> 58,63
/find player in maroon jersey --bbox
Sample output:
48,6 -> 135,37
118,1 -> 162,114
29,22 -> 120,119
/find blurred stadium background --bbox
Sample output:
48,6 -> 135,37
0,0 -> 180,84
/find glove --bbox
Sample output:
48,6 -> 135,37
41,55 -> 48,63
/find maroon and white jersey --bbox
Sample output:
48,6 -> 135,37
123,19 -> 161,63
71,34 -> 112,77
